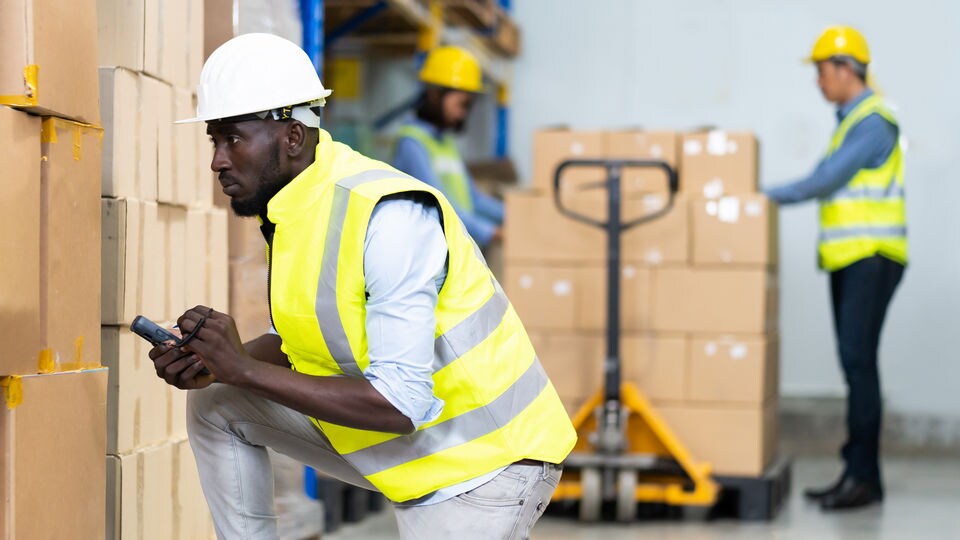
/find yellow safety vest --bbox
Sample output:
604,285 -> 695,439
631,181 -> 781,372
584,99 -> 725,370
819,94 -> 908,271
266,130 -> 576,502
395,123 -> 474,211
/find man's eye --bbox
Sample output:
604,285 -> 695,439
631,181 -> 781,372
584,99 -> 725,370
228,136 -> 241,145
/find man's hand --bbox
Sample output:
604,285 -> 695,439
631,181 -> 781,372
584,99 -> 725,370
148,342 -> 216,390
176,305 -> 257,386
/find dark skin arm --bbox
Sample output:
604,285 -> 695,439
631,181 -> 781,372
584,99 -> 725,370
151,306 -> 414,435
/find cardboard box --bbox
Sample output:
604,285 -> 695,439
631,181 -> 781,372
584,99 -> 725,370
229,214 -> 269,262
195,120 -> 215,208
680,131 -> 758,197
156,82 -> 175,204
688,335 -> 779,405
138,74 -> 162,201
185,208 -> 210,307
107,443 -> 174,540
528,332 -> 603,410
106,440 -> 214,540
622,334 -> 686,402
102,198 -> 140,325
604,131 -> 679,195
0,0 -> 99,122
41,118 -> 102,371
0,370 -> 107,539
692,195 -> 778,266
532,129 -> 606,192
657,400 -> 778,476
101,327 -> 172,454
653,268 -> 777,334
575,264 -> 652,331
0,108 -> 42,375
160,204 -> 188,319
204,0 -> 236,60
100,68 -> 139,198
208,208 -> 230,310
230,258 -> 271,341
173,89 -> 200,206
141,201 -> 168,321
504,190 -> 688,265
99,0 -> 198,88
503,265 -> 578,330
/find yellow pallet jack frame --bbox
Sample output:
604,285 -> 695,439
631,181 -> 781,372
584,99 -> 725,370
549,160 -> 719,521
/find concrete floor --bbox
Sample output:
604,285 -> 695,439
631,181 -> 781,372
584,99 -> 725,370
326,456 -> 960,540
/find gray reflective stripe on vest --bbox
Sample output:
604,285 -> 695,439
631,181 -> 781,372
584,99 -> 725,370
433,282 -> 510,373
820,225 -> 907,242
343,359 -> 549,477
315,169 -> 411,378
829,182 -> 904,202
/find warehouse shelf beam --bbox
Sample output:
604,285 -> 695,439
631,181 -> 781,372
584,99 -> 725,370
325,1 -> 389,49
300,0 -> 325,74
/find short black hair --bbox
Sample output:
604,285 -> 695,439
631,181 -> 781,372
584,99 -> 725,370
830,55 -> 868,83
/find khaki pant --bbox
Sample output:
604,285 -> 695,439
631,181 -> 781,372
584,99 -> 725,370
186,384 -> 561,539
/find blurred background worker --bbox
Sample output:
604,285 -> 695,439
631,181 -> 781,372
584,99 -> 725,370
765,25 -> 906,511
392,46 -> 505,249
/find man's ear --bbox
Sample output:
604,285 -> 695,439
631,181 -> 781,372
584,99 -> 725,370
284,121 -> 306,157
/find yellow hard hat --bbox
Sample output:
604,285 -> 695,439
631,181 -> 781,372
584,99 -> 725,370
808,25 -> 871,64
419,46 -> 483,93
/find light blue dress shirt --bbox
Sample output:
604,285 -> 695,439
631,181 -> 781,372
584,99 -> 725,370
392,119 -> 504,246
765,89 -> 899,205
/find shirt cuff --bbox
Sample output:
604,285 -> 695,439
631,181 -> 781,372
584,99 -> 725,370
366,369 -> 445,430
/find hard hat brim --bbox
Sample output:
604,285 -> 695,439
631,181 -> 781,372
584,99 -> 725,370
176,89 -> 333,124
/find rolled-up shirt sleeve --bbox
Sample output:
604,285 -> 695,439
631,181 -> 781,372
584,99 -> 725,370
361,195 -> 448,429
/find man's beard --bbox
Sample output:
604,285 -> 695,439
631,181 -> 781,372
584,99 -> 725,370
230,141 -> 287,217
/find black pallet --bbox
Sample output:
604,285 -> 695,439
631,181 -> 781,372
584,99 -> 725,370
712,455 -> 792,521
314,477 -> 345,533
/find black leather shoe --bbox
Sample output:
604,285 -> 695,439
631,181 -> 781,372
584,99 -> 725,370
803,475 -> 846,500
819,477 -> 883,511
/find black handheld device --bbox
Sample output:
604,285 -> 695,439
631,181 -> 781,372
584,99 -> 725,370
131,315 -> 180,346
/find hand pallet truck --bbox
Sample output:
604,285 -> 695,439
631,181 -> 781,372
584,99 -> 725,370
548,159 -> 719,522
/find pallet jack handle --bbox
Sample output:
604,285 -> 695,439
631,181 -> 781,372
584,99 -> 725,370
552,159 -> 679,406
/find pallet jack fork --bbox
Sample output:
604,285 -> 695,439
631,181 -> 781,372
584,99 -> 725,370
549,160 -> 719,522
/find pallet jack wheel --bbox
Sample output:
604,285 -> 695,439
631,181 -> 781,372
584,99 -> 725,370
578,468 -> 602,522
615,469 -> 637,522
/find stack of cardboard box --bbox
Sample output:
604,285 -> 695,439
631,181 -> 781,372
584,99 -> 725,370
97,0 -> 219,536
0,0 -> 108,536
504,128 -> 779,477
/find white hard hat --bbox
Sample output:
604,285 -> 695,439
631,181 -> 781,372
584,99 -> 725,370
176,33 -> 332,124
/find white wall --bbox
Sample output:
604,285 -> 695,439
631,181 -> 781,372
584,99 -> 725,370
510,0 -> 960,416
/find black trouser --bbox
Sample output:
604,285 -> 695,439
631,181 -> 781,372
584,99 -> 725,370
830,255 -> 904,488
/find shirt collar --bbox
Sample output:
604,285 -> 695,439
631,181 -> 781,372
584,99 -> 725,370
837,88 -> 874,123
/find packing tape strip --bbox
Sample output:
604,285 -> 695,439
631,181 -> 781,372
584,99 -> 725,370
0,65 -> 39,106
38,348 -> 55,373
1,376 -> 23,409
41,118 -> 104,160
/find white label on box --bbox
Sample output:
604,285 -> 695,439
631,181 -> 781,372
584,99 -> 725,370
519,275 -> 534,289
622,265 -> 637,279
729,344 -> 748,360
704,342 -> 718,356
717,197 -> 741,223
649,144 -> 663,158
643,194 -> 665,211
645,249 -> 664,265
745,201 -> 763,217
706,200 -> 719,216
570,142 -> 584,155
703,178 -> 725,199
707,131 -> 729,156
720,250 -> 734,263
728,139 -> 739,153
553,280 -> 572,296
684,139 -> 703,155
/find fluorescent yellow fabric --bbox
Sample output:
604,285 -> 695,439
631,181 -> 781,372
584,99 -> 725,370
266,130 -> 576,501
396,123 -> 474,211
819,94 -> 907,271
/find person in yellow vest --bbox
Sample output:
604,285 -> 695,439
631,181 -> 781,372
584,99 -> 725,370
150,33 -> 576,539
765,26 -> 906,511
392,46 -> 505,248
